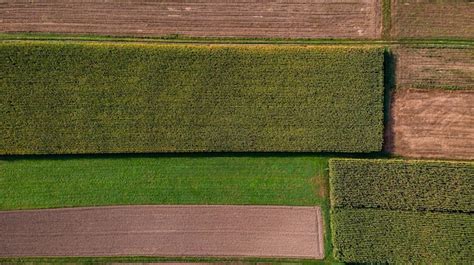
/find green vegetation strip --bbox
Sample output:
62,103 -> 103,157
0,41 -> 384,154
0,155 -> 328,209
329,158 -> 474,213
0,256 -> 340,265
331,208 -> 474,264
1,33 -> 474,46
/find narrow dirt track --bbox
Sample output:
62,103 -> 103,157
0,0 -> 381,39
0,205 -> 324,259
385,89 -> 474,160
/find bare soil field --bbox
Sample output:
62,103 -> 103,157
385,89 -> 474,160
395,47 -> 474,90
0,0 -> 381,39
0,205 -> 324,259
391,0 -> 474,39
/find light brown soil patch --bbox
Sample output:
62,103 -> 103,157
395,47 -> 474,90
311,176 -> 328,198
0,205 -> 324,259
391,0 -> 474,39
0,0 -> 381,39
385,89 -> 474,160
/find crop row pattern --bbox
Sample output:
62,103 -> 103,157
0,42 -> 384,154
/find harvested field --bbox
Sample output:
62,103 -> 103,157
385,89 -> 474,160
391,0 -> 474,39
0,205 -> 324,259
395,47 -> 474,90
0,0 -> 382,39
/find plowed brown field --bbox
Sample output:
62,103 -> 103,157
0,0 -> 382,39
395,47 -> 474,90
0,205 -> 324,259
385,89 -> 474,160
391,0 -> 474,39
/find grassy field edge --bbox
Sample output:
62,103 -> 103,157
1,32 -> 473,46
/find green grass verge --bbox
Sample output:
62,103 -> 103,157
331,208 -> 474,264
0,41 -> 384,154
0,155 -> 337,263
0,256 -> 343,265
1,32 -> 473,46
329,158 -> 474,213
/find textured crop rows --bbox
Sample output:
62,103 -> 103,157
331,208 -> 474,264
0,41 -> 384,154
330,158 -> 474,263
329,158 -> 474,212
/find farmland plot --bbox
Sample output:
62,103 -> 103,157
0,0 -> 382,39
0,42 -> 384,154
391,0 -> 474,39
385,89 -> 474,160
331,208 -> 474,264
0,155 -> 329,209
0,205 -> 324,259
395,47 -> 474,90
329,158 -> 474,213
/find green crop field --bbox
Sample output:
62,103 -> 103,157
0,41 -> 384,154
329,158 -> 474,212
331,208 -> 474,264
0,155 -> 329,209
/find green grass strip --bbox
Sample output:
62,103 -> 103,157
0,155 -> 329,209
329,158 -> 474,213
0,41 -> 384,154
0,256 -> 342,265
1,32 -> 474,46
331,208 -> 474,264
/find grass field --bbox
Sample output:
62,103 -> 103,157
329,158 -> 474,212
331,208 -> 474,264
0,41 -> 384,154
0,155 -> 329,209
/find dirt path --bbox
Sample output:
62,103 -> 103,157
385,89 -> 474,160
391,0 -> 474,39
0,205 -> 324,259
0,0 -> 381,39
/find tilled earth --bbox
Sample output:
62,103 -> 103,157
0,0 -> 381,39
395,47 -> 474,90
391,0 -> 474,39
385,89 -> 474,160
0,205 -> 324,259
